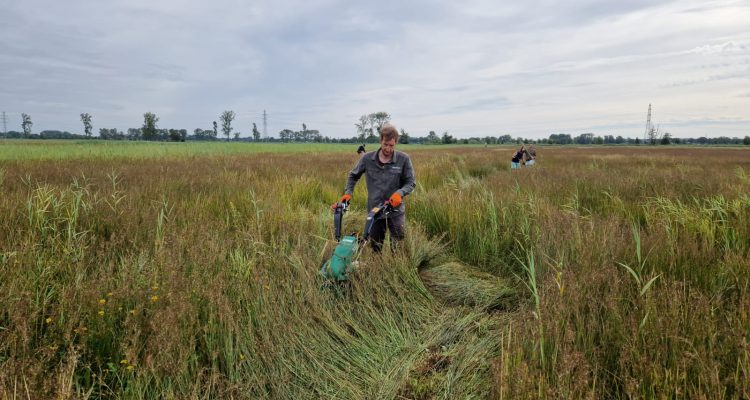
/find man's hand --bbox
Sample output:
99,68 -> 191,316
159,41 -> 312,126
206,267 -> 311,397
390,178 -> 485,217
388,192 -> 402,207
332,194 -> 351,210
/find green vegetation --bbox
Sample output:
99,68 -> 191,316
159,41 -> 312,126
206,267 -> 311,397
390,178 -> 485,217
1,143 -> 749,398
0,141 -> 374,161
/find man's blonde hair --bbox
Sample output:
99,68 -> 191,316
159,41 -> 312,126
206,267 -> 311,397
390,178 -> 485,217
379,123 -> 399,142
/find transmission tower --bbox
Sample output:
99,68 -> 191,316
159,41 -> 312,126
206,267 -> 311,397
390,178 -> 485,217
263,109 -> 267,140
1,112 -> 6,134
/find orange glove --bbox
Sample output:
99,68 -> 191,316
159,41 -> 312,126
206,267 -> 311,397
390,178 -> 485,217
332,194 -> 351,210
388,192 -> 402,207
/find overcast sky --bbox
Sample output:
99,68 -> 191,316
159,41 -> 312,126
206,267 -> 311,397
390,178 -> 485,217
1,0 -> 749,139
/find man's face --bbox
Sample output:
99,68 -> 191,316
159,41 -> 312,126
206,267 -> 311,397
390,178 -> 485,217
380,138 -> 396,157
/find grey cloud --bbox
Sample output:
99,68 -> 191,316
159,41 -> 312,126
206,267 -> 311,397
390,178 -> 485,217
1,0 -> 749,138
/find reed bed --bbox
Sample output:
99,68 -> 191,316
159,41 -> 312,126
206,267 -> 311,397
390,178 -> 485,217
0,142 -> 748,399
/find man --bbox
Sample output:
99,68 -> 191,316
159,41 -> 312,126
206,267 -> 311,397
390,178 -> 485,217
338,123 -> 416,252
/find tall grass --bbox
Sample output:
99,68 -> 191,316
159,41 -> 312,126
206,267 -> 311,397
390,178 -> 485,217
0,143 -> 749,398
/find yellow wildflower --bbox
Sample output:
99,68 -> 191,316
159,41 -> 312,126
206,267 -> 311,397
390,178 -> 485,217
151,285 -> 159,291
45,317 -> 53,324
150,295 -> 159,302
126,365 -> 134,371
98,299 -> 106,305
240,354 -> 245,360
98,310 -> 105,316
107,292 -> 113,297
120,359 -> 129,365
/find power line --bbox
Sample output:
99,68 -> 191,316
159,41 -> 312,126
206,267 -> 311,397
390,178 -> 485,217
1,112 -> 6,134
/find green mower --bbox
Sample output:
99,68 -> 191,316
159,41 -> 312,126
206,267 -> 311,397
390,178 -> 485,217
319,199 -> 393,281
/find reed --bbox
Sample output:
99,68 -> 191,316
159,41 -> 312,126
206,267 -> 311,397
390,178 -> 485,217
1,142 -> 748,398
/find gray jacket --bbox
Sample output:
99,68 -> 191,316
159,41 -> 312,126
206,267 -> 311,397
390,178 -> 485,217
345,149 -> 416,216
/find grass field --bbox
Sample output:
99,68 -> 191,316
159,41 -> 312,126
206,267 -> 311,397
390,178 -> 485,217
1,141 -> 749,399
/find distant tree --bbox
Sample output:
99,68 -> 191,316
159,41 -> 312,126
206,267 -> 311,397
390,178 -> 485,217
220,110 -> 236,140
549,133 -> 572,144
744,136 -> 750,145
252,123 -> 261,141
399,128 -> 410,144
660,132 -> 671,145
278,129 -> 294,142
21,113 -> 32,136
355,112 -> 391,142
80,113 -> 93,137
615,135 -> 625,144
441,131 -> 454,144
635,137 -> 641,145
127,128 -> 142,140
355,114 -> 370,142
168,129 -> 182,141
426,131 -> 439,144
575,133 -> 594,144
212,121 -> 218,138
370,111 -> 391,132
234,131 -> 240,140
40,130 -> 80,139
99,128 -> 124,140
142,112 -> 159,140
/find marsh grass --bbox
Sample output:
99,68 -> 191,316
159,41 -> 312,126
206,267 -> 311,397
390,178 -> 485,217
1,143 -> 749,398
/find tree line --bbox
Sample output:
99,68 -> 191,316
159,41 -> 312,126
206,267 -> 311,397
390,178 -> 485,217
2,111 -> 749,146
